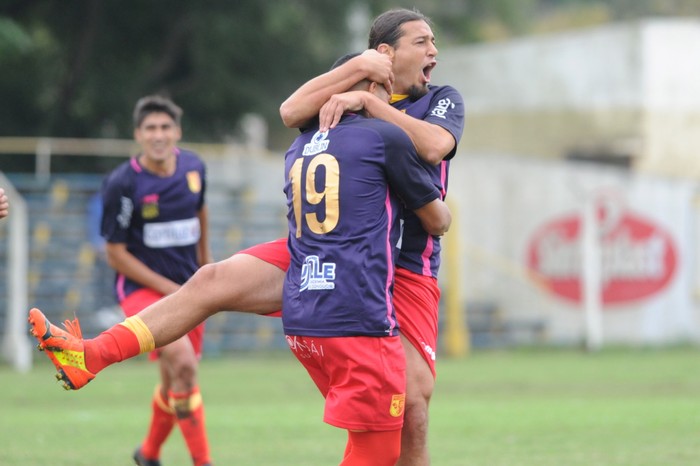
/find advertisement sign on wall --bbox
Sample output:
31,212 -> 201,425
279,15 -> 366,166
526,197 -> 678,306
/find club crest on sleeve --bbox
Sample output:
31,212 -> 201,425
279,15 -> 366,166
187,171 -> 202,193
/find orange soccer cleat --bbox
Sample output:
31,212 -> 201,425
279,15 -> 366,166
28,307 -> 95,390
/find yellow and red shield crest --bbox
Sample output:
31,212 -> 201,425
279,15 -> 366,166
389,393 -> 405,417
187,171 -> 201,193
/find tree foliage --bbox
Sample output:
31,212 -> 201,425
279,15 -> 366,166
0,0 -> 355,143
1,0 -> 698,147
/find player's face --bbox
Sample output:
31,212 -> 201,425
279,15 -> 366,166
134,112 -> 181,165
389,20 -> 437,99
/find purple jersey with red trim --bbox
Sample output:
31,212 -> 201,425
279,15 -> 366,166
100,148 -> 206,301
391,85 -> 464,277
282,114 -> 441,337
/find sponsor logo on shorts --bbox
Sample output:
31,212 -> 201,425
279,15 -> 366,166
390,393 -> 406,417
421,341 -> 436,361
286,335 -> 325,358
300,255 -> 336,291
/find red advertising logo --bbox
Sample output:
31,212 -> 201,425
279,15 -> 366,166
526,204 -> 677,305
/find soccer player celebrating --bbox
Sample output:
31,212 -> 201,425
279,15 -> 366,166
29,8 -> 462,465
282,54 -> 450,465
281,9 -> 465,464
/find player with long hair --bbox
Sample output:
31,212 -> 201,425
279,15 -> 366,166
29,8 -> 463,465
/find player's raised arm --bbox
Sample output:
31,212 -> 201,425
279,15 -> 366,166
318,91 -> 456,166
365,94 -> 457,165
279,50 -> 393,129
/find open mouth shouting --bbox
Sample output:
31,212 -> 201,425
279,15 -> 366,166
422,61 -> 436,85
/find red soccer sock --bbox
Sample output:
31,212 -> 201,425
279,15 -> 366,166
140,385 -> 176,460
170,387 -> 211,466
340,430 -> 401,466
84,316 -> 155,374
343,431 -> 353,458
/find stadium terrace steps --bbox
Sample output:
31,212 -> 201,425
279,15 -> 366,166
461,300 -> 548,348
0,172 -> 287,350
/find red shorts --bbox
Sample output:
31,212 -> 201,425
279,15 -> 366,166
285,335 -> 406,431
120,288 -> 205,360
393,267 -> 441,377
236,238 -> 289,317
237,237 -> 290,270
240,238 -> 440,373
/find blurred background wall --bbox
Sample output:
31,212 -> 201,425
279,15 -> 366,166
436,17 -> 700,348
3,1 -> 700,370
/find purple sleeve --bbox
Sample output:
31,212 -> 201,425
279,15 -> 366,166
424,86 -> 465,160
100,166 -> 132,244
381,124 -> 441,210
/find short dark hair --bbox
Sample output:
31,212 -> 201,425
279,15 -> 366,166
368,8 -> 430,49
331,52 -> 361,70
133,95 -> 183,128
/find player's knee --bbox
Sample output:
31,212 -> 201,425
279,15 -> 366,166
188,262 -> 218,290
420,376 -> 434,402
164,349 -> 198,385
406,372 -> 434,404
186,262 -> 238,311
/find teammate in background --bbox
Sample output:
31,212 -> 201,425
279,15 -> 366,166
104,95 -> 214,466
28,8 -> 462,465
282,54 -> 450,466
281,9 -> 465,465
0,188 -> 9,219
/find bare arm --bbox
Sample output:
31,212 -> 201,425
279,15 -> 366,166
105,242 -> 180,296
319,91 -> 456,165
279,50 -> 393,129
196,205 -> 213,266
0,188 -> 8,219
414,198 -> 452,236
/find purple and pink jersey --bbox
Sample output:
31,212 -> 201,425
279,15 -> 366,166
100,149 -> 206,301
282,114 -> 441,338
392,85 -> 464,278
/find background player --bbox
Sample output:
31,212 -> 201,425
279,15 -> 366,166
100,95 -> 213,466
282,54 -> 450,466
29,8 -> 462,465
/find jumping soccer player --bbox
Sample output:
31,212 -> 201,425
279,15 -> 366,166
29,8 -> 463,465
282,53 -> 450,465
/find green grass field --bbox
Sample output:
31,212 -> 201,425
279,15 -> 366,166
1,347 -> 699,465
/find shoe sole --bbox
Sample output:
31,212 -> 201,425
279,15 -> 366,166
28,310 -> 91,390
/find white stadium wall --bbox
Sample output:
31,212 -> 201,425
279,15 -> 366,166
443,155 -> 699,346
431,19 -> 700,346
434,19 -> 700,175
